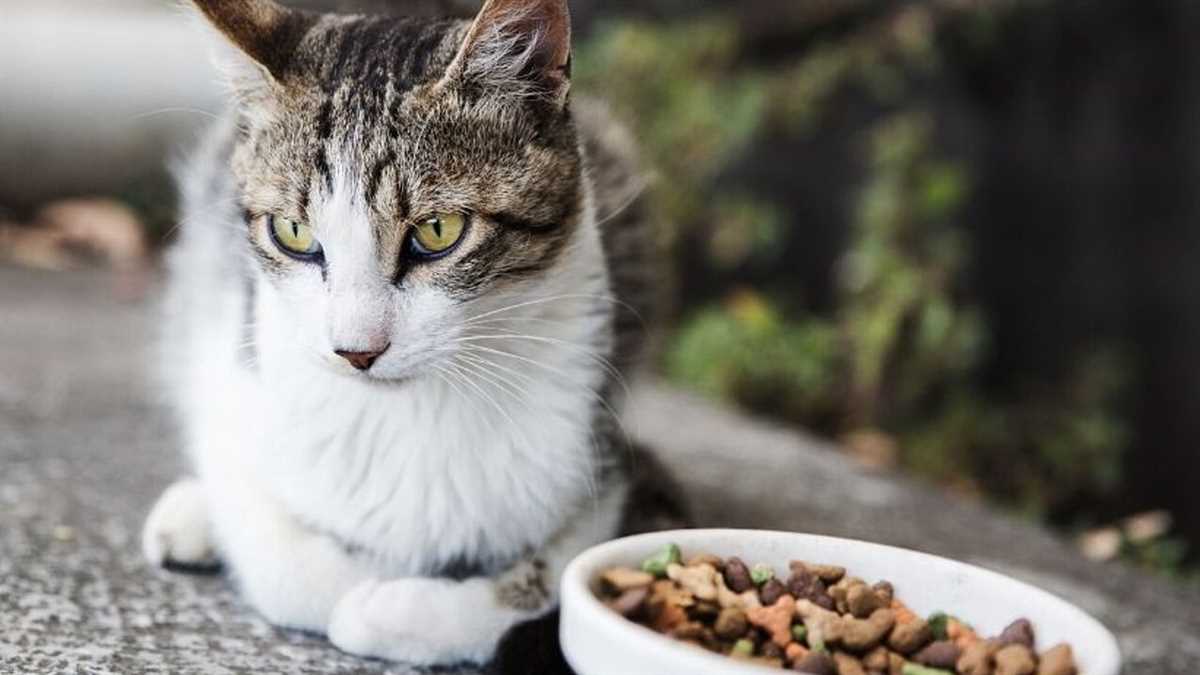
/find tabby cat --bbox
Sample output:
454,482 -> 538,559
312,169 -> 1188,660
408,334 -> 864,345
142,0 -> 661,665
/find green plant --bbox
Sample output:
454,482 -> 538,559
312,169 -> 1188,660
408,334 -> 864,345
579,6 -> 1141,564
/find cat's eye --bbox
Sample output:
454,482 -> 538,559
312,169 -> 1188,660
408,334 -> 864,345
267,214 -> 322,259
410,213 -> 467,258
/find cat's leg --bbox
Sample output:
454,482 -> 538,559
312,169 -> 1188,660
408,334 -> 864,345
327,485 -> 626,666
204,473 -> 377,632
143,478 -> 221,570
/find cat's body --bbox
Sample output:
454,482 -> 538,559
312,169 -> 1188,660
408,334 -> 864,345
143,0 -> 661,665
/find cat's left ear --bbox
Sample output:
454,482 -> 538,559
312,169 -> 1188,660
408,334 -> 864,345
190,0 -> 317,91
440,0 -> 572,105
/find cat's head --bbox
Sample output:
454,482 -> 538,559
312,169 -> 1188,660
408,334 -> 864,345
193,0 -> 600,381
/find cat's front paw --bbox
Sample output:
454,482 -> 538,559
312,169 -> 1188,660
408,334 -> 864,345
328,577 -> 518,665
142,479 -> 220,571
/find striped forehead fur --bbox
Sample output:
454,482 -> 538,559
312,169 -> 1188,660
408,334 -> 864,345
213,5 -> 583,296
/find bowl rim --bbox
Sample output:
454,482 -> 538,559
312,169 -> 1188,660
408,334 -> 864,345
560,528 -> 1121,675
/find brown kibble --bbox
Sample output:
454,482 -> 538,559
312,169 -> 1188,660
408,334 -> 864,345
724,557 -> 754,593
606,586 -> 649,617
841,609 -> 895,652
600,566 -> 655,592
913,640 -> 962,668
1037,644 -> 1077,675
714,572 -> 761,610
760,577 -> 789,606
872,581 -> 894,605
671,621 -> 707,641
847,584 -> 885,619
688,599 -> 720,621
795,651 -> 837,675
829,578 -> 862,614
788,567 -> 836,610
994,644 -> 1036,675
887,651 -> 906,675
747,595 -> 798,647
862,646 -> 889,671
714,607 -> 749,639
649,579 -> 694,608
834,651 -> 867,675
791,560 -> 847,584
887,616 -> 931,654
762,641 -> 786,660
998,618 -> 1035,648
686,552 -> 725,570
957,639 -> 1001,675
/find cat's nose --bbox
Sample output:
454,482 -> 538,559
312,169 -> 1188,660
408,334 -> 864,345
334,344 -> 390,371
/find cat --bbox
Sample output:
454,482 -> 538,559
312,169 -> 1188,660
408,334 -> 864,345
141,0 -> 674,667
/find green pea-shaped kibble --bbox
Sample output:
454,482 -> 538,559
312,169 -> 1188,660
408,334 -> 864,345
791,623 -> 807,643
927,611 -> 950,640
731,639 -> 755,656
750,564 -> 774,585
640,543 -> 682,577
901,664 -> 954,675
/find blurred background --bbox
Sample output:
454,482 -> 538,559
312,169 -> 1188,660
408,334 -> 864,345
3,0 -> 1198,580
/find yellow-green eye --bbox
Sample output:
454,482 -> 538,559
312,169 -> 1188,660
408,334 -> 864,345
268,215 -> 321,258
411,213 -> 467,257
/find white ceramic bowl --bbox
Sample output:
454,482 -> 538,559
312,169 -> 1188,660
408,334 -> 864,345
561,529 -> 1120,675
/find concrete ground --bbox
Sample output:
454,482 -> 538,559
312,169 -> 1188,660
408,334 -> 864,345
1,264 -> 1198,673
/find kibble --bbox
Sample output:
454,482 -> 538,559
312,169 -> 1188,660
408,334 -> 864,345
994,644 -> 1037,675
956,640 -> 1000,675
835,650 -> 868,675
998,619 -> 1035,648
888,616 -> 933,654
913,641 -> 961,669
1036,644 -> 1076,675
788,567 -> 836,611
641,543 -> 682,577
596,545 -> 1080,674
607,586 -> 650,617
725,556 -> 755,593
716,607 -> 750,639
796,651 -> 838,675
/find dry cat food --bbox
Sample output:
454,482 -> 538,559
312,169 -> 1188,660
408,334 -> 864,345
597,544 -> 1078,675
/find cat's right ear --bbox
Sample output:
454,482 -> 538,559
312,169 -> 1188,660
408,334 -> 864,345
189,0 -> 316,85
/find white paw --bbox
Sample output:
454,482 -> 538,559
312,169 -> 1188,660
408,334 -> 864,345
328,577 -> 518,665
142,479 -> 219,569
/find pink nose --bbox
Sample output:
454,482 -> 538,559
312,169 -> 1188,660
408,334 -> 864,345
335,344 -> 390,371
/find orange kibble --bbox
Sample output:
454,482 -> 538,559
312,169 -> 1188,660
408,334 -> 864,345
891,599 -> 918,624
785,641 -> 809,664
651,602 -> 688,632
746,595 -> 797,647
948,618 -> 981,649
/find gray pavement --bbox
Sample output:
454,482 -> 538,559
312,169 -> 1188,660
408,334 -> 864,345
1,264 -> 1198,673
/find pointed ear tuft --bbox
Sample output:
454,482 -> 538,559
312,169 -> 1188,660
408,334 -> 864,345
190,0 -> 315,81
442,0 -> 572,103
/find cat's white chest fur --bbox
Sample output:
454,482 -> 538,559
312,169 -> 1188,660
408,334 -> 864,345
249,339 -> 605,575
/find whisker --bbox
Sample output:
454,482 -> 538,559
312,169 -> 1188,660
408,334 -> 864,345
453,332 -> 631,401
456,343 -> 635,453
130,106 -> 220,122
460,293 -> 645,328
593,178 -> 650,229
